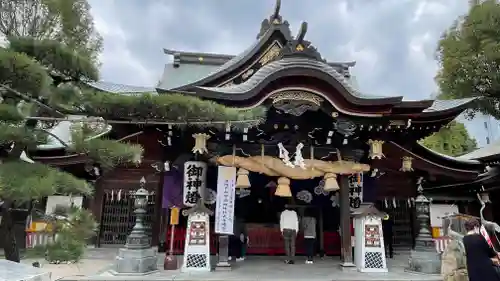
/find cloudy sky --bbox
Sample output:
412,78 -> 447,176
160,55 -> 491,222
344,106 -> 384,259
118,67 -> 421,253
87,0 -> 498,146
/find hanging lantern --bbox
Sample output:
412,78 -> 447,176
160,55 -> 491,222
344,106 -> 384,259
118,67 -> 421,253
323,173 -> 340,192
275,177 -> 292,197
236,168 -> 251,189
400,156 -> 414,172
192,133 -> 210,154
367,139 -> 385,159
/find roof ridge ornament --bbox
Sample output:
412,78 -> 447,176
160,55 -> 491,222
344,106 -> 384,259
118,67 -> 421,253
281,21 -> 324,61
256,0 -> 291,39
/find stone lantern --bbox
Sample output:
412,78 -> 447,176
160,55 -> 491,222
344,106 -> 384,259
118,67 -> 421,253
406,178 -> 440,274
113,177 -> 158,275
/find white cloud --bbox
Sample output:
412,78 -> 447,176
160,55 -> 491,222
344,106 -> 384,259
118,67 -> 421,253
93,12 -> 156,85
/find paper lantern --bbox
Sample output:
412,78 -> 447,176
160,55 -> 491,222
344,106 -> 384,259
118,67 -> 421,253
400,156 -> 414,172
275,177 -> 292,197
236,168 -> 251,189
323,173 -> 339,192
192,133 -> 210,154
367,139 -> 385,159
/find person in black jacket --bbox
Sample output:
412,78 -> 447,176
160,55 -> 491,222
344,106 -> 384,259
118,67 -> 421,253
463,218 -> 500,281
229,216 -> 244,261
382,214 -> 393,258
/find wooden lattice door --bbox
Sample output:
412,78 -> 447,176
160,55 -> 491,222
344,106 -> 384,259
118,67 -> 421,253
377,199 -> 415,251
98,189 -> 156,246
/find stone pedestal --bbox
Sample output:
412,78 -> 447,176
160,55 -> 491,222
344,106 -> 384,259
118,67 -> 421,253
112,247 -> 158,275
216,235 -> 232,271
407,249 -> 441,274
0,259 -> 51,281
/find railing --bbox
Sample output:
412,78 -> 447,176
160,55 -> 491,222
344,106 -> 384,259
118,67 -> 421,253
434,236 -> 451,253
165,227 -> 341,255
25,231 -> 58,248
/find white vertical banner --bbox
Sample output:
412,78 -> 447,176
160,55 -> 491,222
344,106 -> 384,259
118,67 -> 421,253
215,166 -> 236,234
183,161 -> 207,207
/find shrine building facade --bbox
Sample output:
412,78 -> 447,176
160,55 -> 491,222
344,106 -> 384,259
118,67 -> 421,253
32,0 -> 495,261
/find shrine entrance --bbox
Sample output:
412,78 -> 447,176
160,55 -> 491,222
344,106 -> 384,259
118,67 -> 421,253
232,173 -> 343,256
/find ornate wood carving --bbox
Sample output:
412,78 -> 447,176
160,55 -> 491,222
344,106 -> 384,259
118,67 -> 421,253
259,43 -> 282,66
219,41 -> 282,87
333,118 -> 357,137
270,90 -> 323,116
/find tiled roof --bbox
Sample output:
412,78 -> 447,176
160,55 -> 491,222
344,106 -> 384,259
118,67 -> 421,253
416,142 -> 480,165
85,81 -> 156,94
457,140 -> 500,160
198,57 -> 395,100
423,98 -> 476,112
157,63 -> 221,90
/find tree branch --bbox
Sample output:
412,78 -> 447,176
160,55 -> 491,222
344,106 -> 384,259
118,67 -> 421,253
34,128 -> 69,148
0,83 -> 65,117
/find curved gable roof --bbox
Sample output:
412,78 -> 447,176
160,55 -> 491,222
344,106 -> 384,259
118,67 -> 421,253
195,57 -> 402,105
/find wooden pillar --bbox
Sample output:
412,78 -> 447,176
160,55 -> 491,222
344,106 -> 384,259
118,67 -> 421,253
339,175 -> 354,267
152,173 -> 165,246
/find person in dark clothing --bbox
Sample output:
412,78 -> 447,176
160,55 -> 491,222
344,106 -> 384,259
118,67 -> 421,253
301,209 -> 317,264
382,214 -> 393,258
229,216 -> 244,261
463,218 -> 500,281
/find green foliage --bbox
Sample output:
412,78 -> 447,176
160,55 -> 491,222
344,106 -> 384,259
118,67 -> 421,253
420,121 -> 478,156
45,236 -> 85,262
436,0 -> 500,118
71,135 -> 144,169
69,91 -> 267,124
0,0 -> 103,63
0,122 -> 39,147
27,207 -> 98,262
0,161 -> 92,203
0,48 -> 51,97
0,104 -> 24,122
9,36 -> 98,81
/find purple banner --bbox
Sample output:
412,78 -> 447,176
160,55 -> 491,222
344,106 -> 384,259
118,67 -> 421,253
162,171 -> 183,208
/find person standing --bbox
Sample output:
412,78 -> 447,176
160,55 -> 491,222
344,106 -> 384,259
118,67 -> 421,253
239,221 -> 248,261
463,218 -> 500,281
382,214 -> 394,258
280,206 -> 299,264
301,209 -> 317,264
229,216 -> 244,261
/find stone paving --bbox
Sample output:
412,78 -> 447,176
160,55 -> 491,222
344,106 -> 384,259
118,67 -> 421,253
21,248 -> 441,281
17,248 -> 117,281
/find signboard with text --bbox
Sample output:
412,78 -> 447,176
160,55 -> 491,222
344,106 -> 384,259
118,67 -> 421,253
183,161 -> 207,207
214,166 -> 236,234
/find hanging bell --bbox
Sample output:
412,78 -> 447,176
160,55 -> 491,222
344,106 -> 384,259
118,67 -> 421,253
236,168 -> 251,189
275,177 -> 292,197
323,173 -> 339,192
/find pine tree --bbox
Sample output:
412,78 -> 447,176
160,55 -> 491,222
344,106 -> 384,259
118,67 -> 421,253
0,36 -> 265,262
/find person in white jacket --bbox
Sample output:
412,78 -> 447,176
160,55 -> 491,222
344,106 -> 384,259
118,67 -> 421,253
280,206 -> 299,264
